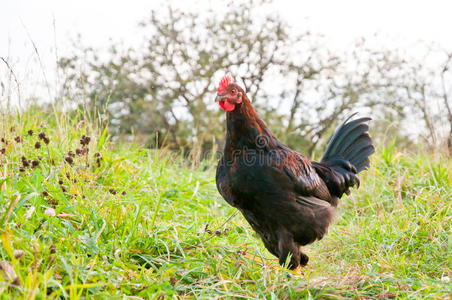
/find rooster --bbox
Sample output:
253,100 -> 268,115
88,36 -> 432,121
215,75 -> 374,270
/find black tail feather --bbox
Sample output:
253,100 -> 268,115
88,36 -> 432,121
322,114 -> 374,173
337,124 -> 370,156
341,134 -> 372,162
355,157 -> 370,173
349,145 -> 375,168
322,114 -> 372,162
316,114 -> 374,198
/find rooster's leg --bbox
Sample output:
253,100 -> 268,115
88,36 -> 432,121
277,230 -> 300,270
299,251 -> 309,266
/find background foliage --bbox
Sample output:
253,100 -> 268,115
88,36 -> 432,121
55,1 -> 452,155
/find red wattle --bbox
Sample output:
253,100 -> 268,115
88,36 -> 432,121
219,101 -> 235,111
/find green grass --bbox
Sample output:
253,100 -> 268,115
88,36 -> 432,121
0,109 -> 450,299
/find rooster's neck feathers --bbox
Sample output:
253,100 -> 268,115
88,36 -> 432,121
224,92 -> 278,153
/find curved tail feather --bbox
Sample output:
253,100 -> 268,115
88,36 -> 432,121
315,114 -> 374,198
321,114 -> 374,172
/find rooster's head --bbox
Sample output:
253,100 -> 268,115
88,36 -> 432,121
215,75 -> 243,111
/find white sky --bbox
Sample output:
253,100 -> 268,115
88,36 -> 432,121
1,0 -> 452,104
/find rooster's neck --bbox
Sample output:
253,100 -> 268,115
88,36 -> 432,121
224,96 -> 277,154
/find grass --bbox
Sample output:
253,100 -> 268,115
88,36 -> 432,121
0,109 -> 450,299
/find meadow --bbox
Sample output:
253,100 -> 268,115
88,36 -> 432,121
0,110 -> 450,299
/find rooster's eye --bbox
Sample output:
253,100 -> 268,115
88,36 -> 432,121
231,89 -> 236,94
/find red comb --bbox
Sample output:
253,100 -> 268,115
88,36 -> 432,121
217,75 -> 231,94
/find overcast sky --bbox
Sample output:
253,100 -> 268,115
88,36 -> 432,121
2,0 -> 452,104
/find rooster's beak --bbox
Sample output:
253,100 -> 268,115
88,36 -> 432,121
215,94 -> 225,102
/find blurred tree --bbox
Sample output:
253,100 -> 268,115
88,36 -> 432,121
61,0 -> 301,151
59,0 -> 435,155
440,52 -> 452,153
376,46 -> 452,154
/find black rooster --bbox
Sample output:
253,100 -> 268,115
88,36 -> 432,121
215,76 -> 374,269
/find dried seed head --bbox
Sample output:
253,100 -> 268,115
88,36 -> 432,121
34,142 -> 41,149
170,277 -> 177,286
0,148 -> 5,154
27,130 -> 33,136
58,180 -> 63,185
31,160 -> 39,168
21,157 -> 30,168
64,157 -> 74,165
43,137 -> 50,145
11,277 -> 21,287
38,132 -> 46,140
75,148 -> 82,156
80,135 -> 91,146
14,136 -> 22,143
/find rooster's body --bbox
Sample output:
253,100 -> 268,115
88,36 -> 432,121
215,76 -> 374,269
